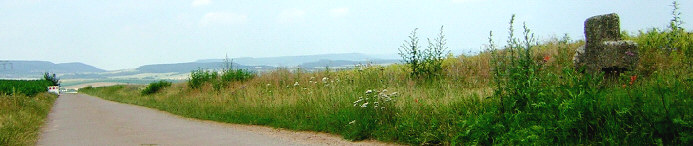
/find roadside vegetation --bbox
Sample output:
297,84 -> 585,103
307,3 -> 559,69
81,4 -> 692,145
0,72 -> 59,97
141,80 -> 172,95
0,77 -> 58,145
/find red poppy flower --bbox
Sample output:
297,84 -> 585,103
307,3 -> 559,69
630,75 -> 637,85
543,55 -> 551,62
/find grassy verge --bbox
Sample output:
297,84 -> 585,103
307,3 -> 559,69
0,93 -> 57,145
80,50 -> 693,145
81,14 -> 693,145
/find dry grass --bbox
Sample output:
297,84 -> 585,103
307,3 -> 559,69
0,93 -> 57,146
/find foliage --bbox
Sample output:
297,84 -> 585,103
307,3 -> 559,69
489,14 -> 541,113
398,26 -> 449,79
0,80 -> 53,96
221,69 -> 255,83
141,80 -> 172,95
188,68 -> 218,89
0,93 -> 57,145
219,56 -> 255,83
188,57 -> 256,91
43,72 -> 60,86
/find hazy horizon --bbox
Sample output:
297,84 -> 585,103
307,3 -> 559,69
2,0 -> 691,70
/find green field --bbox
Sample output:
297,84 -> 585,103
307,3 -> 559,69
0,80 -> 53,97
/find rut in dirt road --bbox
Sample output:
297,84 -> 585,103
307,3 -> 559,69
36,93 -> 391,146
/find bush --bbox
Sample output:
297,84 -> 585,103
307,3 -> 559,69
188,68 -> 218,89
398,26 -> 449,79
141,80 -> 172,95
221,69 -> 255,83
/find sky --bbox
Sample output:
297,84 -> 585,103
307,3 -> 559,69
1,0 -> 691,70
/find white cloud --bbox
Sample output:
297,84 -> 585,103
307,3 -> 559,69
199,12 -> 247,26
329,8 -> 349,17
277,9 -> 306,24
192,0 -> 210,7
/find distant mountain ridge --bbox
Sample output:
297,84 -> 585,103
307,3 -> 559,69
0,60 -> 105,78
298,59 -> 399,68
196,53 -> 400,67
2,53 -> 403,79
136,62 -> 271,73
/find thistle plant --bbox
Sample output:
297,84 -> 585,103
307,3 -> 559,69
398,26 -> 449,79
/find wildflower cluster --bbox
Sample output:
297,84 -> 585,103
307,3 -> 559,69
353,89 -> 397,110
296,76 -> 337,88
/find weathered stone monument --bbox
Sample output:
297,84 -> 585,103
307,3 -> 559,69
573,13 -> 639,74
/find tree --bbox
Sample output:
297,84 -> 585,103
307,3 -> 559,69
43,72 -> 60,86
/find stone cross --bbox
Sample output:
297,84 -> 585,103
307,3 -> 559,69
573,13 -> 639,74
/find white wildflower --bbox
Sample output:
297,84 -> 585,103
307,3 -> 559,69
353,98 -> 363,104
310,76 -> 315,80
322,77 -> 329,83
361,102 -> 369,108
365,90 -> 373,94
293,82 -> 299,86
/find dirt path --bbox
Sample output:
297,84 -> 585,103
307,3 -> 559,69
37,94 -> 394,146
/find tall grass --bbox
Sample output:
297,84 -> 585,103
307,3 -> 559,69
0,93 -> 57,145
81,12 -> 693,145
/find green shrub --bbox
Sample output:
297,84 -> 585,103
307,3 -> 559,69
221,69 -> 255,83
489,14 -> 541,114
398,26 -> 449,79
188,68 -> 218,89
141,80 -> 172,95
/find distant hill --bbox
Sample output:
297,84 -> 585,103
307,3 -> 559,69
1,53 -> 403,79
0,61 -> 105,78
136,62 -> 270,73
196,53 -> 398,67
298,59 -> 400,69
